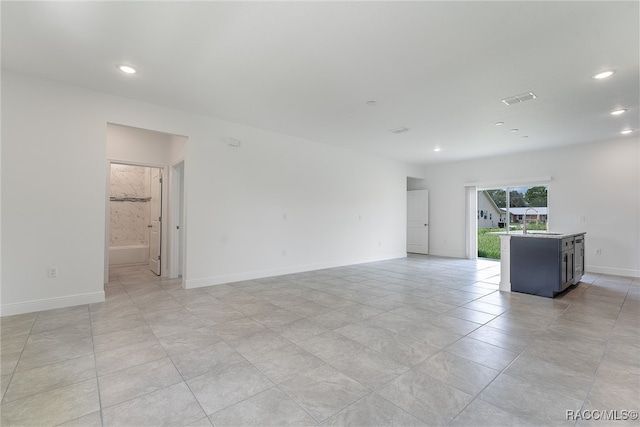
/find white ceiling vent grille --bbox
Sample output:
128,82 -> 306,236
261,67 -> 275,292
389,127 -> 409,134
502,92 -> 537,106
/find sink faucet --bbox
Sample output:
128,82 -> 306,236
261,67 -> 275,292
522,208 -> 539,234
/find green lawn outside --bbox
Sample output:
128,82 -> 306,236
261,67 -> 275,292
478,228 -> 502,259
478,223 -> 547,259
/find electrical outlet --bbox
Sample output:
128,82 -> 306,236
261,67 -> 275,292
579,216 -> 586,223
47,267 -> 58,278
282,213 -> 287,221
595,248 -> 602,255
282,249 -> 287,256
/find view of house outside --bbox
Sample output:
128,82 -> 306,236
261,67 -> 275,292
478,186 -> 548,259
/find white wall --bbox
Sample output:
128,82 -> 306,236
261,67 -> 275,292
1,71 -> 423,315
107,123 -> 186,166
423,138 -> 640,277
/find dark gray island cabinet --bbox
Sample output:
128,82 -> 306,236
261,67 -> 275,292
510,233 -> 585,298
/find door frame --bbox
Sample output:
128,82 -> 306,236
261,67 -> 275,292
104,160 -> 174,283
168,159 -> 186,281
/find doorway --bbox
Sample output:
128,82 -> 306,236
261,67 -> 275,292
407,177 -> 429,254
108,163 -> 163,274
104,122 -> 187,284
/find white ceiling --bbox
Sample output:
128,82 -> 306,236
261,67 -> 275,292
2,1 -> 638,165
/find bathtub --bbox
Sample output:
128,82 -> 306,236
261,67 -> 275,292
109,244 -> 149,266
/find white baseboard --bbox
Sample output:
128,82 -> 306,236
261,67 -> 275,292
586,265 -> 640,278
0,291 -> 105,317
185,253 -> 407,289
427,249 -> 467,259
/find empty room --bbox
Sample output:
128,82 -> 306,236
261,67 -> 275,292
1,2 -> 638,426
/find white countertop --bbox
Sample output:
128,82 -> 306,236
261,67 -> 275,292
492,231 -> 586,239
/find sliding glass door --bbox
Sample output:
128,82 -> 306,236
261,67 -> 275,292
477,185 -> 548,259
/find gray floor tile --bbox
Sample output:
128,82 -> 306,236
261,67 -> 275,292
92,324 -> 156,353
287,302 -> 333,317
334,303 -> 383,320
250,344 -> 325,384
95,340 -> 167,376
1,333 -> 29,355
1,351 -> 21,376
0,314 -> 36,339
32,311 -> 91,334
209,387 -> 316,426
272,318 -> 329,343
446,307 -> 497,324
416,351 -> 499,396
157,327 -> 221,355
479,373 -> 582,426
297,331 -> 364,361
424,314 -> 482,335
187,304 -> 246,325
2,262 -> 635,427
233,330 -> 292,362
396,323 -> 464,350
449,398 -> 541,427
4,354 -> 96,403
307,310 -> 358,330
445,337 -> 519,371
17,336 -> 94,372
91,313 -> 148,336
185,416 -> 214,427
462,300 -> 510,315
210,317 -> 266,345
322,393 -> 424,426
102,382 -> 205,426
187,360 -> 273,415
98,357 -> 183,408
503,351 -> 594,401
251,308 -> 303,328
467,324 -> 537,353
376,369 -> 474,425
169,341 -> 246,380
1,375 -> 11,400
279,364 -> 369,422
335,322 -> 438,366
56,411 -> 102,427
322,344 -> 409,389
0,378 -> 99,426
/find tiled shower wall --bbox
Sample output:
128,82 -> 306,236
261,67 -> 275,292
109,164 -> 151,246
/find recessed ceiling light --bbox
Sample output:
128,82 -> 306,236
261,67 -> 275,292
494,121 -> 504,126
118,65 -> 137,74
434,147 -> 441,152
592,70 -> 615,79
620,129 -> 633,134
610,108 -> 627,115
509,128 -> 519,133
366,101 -> 377,106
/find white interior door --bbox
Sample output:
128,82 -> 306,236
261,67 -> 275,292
149,168 -> 162,275
407,190 -> 429,254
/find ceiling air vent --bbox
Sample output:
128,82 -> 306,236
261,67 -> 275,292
502,92 -> 537,106
389,127 -> 409,134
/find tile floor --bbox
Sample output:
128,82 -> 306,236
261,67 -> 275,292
1,255 -> 638,426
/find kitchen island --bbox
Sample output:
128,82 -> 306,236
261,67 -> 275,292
496,231 -> 585,297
